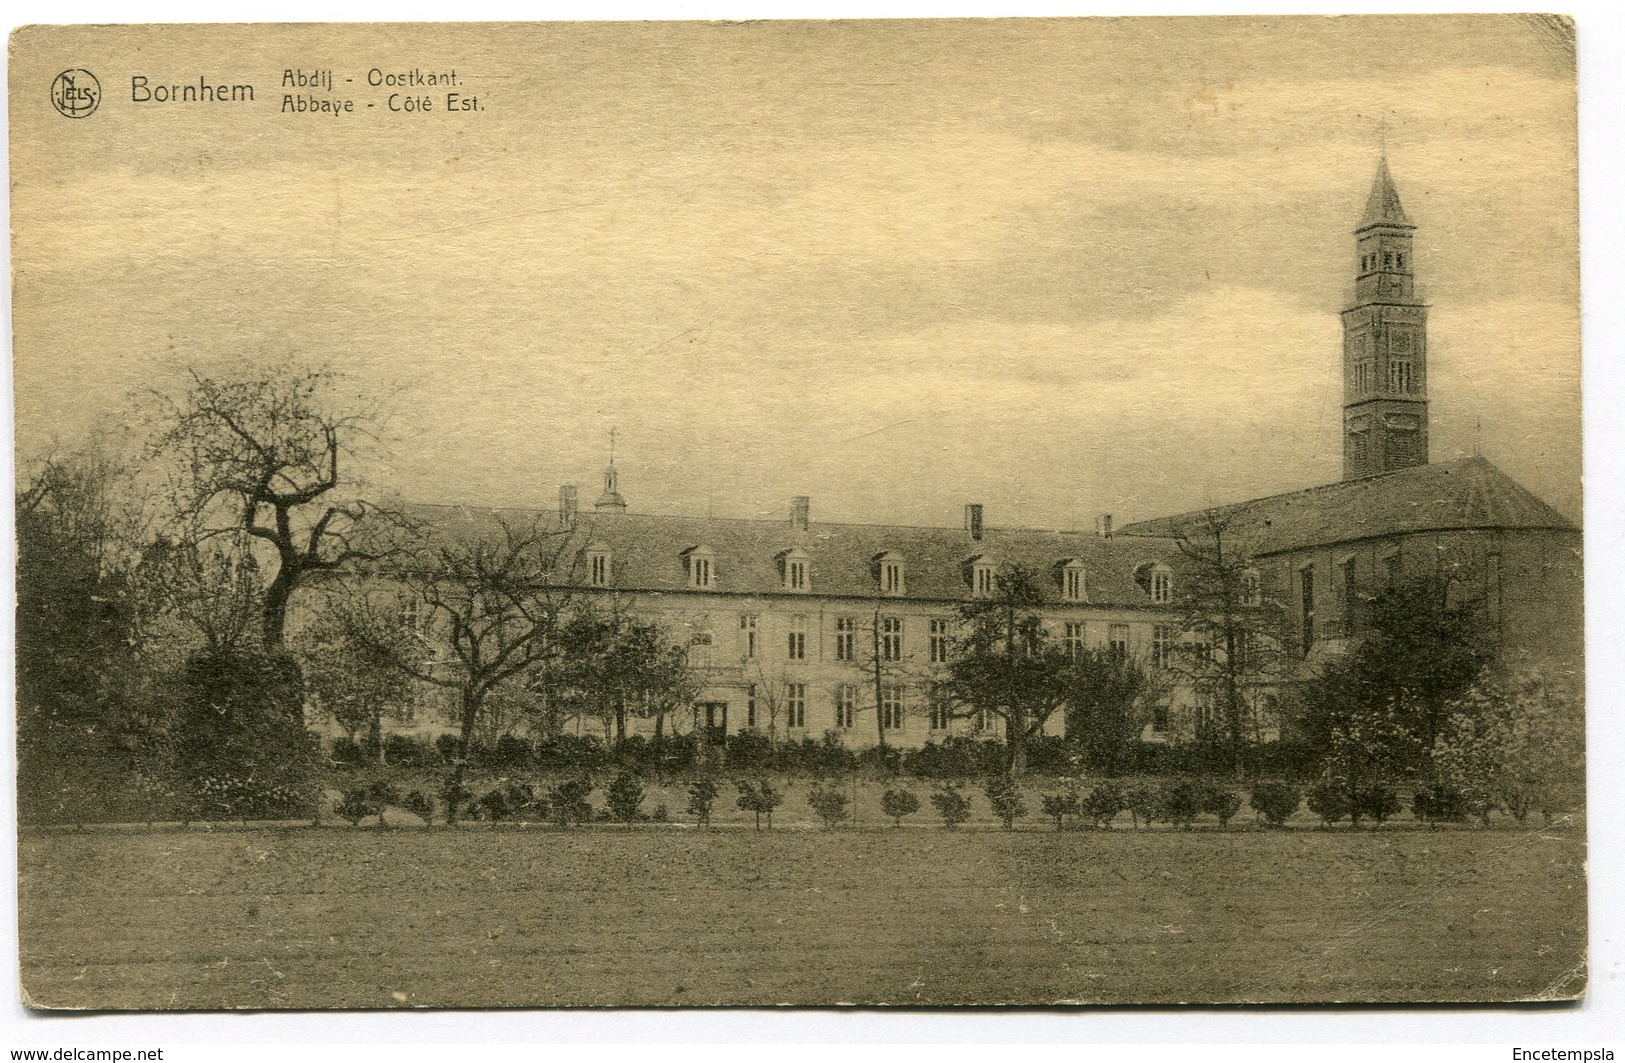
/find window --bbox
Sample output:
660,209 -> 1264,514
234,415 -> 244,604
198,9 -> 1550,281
1389,360 -> 1414,393
1151,702 -> 1170,733
875,553 -> 906,595
1064,621 -> 1086,660
1397,252 -> 1405,270
881,616 -> 903,661
786,615 -> 807,660
1062,562 -> 1087,602
1383,250 -> 1393,269
1341,556 -> 1358,633
1108,623 -> 1131,659
881,685 -> 906,730
929,695 -> 952,731
781,549 -> 810,593
835,684 -> 857,729
929,618 -> 952,663
746,684 -> 758,728
1300,565 -> 1316,655
1150,565 -> 1174,604
1241,568 -> 1262,606
1384,551 -> 1402,588
739,614 -> 758,659
1151,624 -> 1177,669
1354,360 -> 1372,394
971,561 -> 996,598
785,683 -> 806,729
685,547 -> 715,588
972,708 -> 992,734
834,616 -> 857,661
1194,690 -> 1216,738
587,549 -> 611,587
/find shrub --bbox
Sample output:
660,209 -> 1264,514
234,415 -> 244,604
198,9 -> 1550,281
334,788 -> 378,826
606,771 -> 646,824
1079,782 -> 1127,828
984,776 -> 1027,830
687,779 -> 720,826
930,785 -> 972,829
880,787 -> 921,827
724,731 -> 774,773
382,734 -> 432,767
1025,735 -> 1077,775
651,803 -> 669,823
1354,784 -> 1401,826
170,648 -> 317,820
735,779 -> 784,831
1124,785 -> 1160,829
439,776 -> 473,822
548,777 -> 594,826
1306,780 -> 1351,827
329,736 -> 366,768
472,787 -> 511,822
1200,785 -> 1243,829
807,783 -> 850,830
1040,791 -> 1081,831
402,790 -> 434,824
435,733 -> 463,765
1249,782 -> 1301,828
1157,781 -> 1203,828
904,737 -> 1003,781
855,744 -> 903,778
535,734 -> 609,773
366,779 -> 401,826
488,734 -> 533,770
505,782 -> 544,820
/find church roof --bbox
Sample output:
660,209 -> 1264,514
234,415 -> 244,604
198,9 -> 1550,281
1358,156 -> 1413,230
1117,457 -> 1576,557
398,503 -> 1187,607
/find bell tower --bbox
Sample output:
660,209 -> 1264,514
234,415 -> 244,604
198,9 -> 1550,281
1342,155 -> 1429,480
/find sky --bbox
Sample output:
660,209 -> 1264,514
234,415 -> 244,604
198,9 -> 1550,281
9,15 -> 1581,529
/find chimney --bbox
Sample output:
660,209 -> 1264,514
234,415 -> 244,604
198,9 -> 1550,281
1096,513 -> 1114,540
559,484 -> 578,528
965,503 -> 984,542
790,495 -> 811,532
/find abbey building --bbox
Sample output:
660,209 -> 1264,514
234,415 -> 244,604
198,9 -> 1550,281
318,157 -> 1583,748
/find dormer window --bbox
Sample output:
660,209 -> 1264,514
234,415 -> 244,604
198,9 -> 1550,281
873,551 -> 906,596
584,543 -> 613,588
1135,561 -> 1174,604
779,548 -> 810,593
683,546 -> 716,589
967,555 -> 997,599
1060,559 -> 1088,603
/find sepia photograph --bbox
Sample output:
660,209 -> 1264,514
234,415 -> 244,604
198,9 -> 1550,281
7,14 -> 1591,1011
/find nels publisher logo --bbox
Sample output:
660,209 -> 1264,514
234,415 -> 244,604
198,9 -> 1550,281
50,69 -> 101,118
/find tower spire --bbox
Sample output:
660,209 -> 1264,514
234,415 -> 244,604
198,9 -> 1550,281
594,427 -> 628,513
1341,153 -> 1429,480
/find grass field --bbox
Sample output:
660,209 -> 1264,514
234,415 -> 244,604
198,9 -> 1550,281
19,824 -> 1586,1009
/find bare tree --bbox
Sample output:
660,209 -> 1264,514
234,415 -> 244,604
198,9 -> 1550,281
342,521 -> 575,823
1169,509 -> 1292,777
148,364 -> 410,648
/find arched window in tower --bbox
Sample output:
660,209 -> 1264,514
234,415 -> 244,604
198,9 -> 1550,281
1396,252 -> 1406,270
1389,360 -> 1414,393
1383,251 -> 1393,269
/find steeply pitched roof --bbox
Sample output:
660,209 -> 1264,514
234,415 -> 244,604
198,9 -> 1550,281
401,503 -> 1185,607
1117,457 -> 1576,556
1358,155 -> 1413,230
